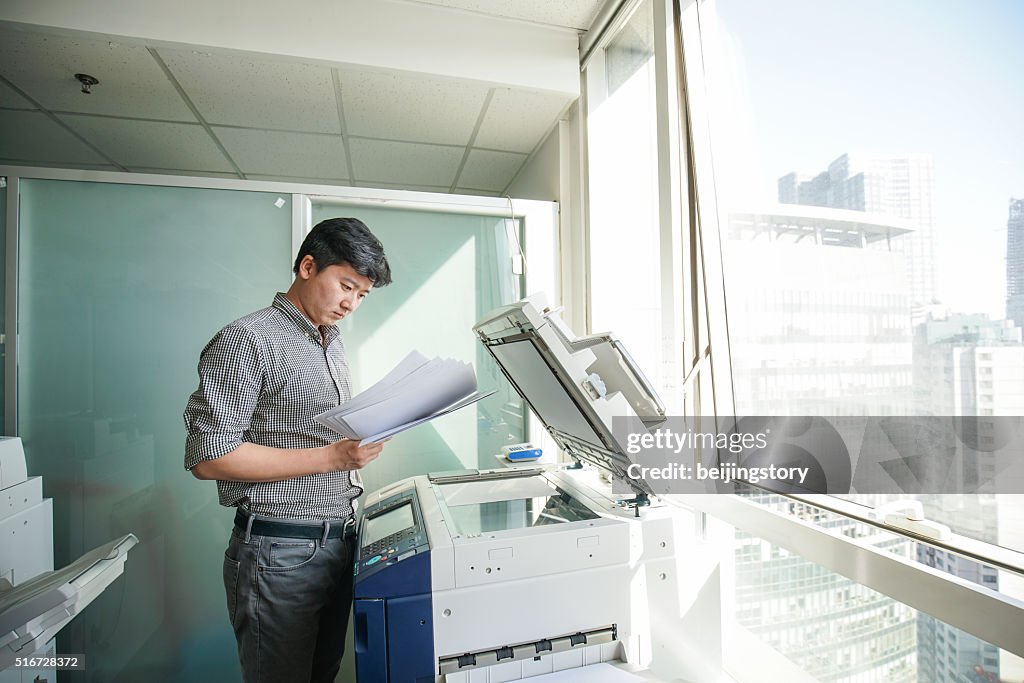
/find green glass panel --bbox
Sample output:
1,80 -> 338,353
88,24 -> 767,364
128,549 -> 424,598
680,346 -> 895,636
0,181 -> 5,430
17,178 -> 292,681
310,204 -> 526,495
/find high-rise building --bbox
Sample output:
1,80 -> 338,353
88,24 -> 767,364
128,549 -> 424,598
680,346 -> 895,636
779,153 -> 935,308
1005,199 -> 1024,330
909,312 -> 1024,682
916,506 -> 1001,683
727,206 -> 919,681
913,312 -> 1024,417
727,206 -> 915,417
733,496 -> 917,683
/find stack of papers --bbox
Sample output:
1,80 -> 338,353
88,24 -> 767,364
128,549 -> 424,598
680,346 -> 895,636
315,350 -> 494,444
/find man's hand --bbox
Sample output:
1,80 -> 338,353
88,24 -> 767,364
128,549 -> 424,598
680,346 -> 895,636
326,439 -> 385,471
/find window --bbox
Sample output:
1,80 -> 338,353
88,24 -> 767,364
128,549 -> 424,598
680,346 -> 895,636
676,0 -> 1024,680
586,0 -> 680,408
692,0 -> 1024,549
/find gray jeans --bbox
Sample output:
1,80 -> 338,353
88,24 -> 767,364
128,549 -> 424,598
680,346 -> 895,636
223,523 -> 355,682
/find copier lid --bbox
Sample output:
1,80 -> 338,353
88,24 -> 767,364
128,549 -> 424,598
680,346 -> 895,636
474,296 -> 664,496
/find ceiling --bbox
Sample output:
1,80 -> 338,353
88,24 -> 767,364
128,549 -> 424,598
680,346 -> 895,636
0,0 -> 604,196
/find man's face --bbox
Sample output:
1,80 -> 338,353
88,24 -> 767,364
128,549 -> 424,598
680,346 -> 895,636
294,256 -> 373,327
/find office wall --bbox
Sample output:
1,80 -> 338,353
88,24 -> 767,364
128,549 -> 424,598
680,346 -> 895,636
506,107 -> 589,335
507,124 -> 561,202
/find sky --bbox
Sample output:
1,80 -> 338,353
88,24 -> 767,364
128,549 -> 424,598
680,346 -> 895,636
704,0 -> 1024,318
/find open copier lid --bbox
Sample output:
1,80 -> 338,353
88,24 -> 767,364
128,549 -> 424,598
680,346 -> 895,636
0,534 -> 138,669
474,294 -> 666,497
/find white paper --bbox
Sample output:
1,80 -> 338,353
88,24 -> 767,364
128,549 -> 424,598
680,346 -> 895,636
358,389 -> 495,444
314,350 -> 490,444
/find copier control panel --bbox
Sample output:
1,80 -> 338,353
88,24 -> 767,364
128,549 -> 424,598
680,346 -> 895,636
355,486 -> 428,580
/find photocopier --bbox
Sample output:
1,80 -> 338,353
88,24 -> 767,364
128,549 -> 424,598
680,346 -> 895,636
0,436 -> 137,681
352,295 -> 692,683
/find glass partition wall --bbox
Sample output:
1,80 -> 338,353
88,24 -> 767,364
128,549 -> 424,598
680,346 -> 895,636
3,168 -> 556,681
309,203 -> 528,495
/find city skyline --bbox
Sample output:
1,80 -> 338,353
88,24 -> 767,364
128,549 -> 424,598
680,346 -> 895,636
777,152 -> 937,309
708,0 -> 1024,320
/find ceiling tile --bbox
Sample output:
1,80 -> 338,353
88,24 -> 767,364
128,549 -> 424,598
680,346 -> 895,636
59,115 -> 235,171
214,127 -> 348,179
352,181 -> 452,193
0,110 -> 107,164
475,88 -> 570,153
247,175 -> 352,186
339,68 -> 488,146
0,27 -> 196,121
131,169 -> 241,179
458,148 -> 527,192
453,187 -> 501,197
0,160 -> 120,172
349,139 -> 463,187
0,79 -> 36,110
159,48 -> 340,133
404,0 -> 603,30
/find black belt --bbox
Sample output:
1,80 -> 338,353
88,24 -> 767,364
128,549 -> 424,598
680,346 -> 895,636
234,509 -> 356,540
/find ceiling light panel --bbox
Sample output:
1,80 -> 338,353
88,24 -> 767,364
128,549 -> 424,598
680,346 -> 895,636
59,115 -> 236,171
158,48 -> 340,133
475,88 -> 570,153
0,110 -> 108,164
348,139 -> 463,186
0,27 -> 196,121
339,68 -> 489,146
214,127 -> 349,179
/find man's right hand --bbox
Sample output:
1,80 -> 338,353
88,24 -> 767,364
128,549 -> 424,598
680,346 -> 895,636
326,439 -> 385,471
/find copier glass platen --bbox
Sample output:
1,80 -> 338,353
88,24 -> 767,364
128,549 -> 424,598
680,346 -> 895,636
353,295 -> 688,683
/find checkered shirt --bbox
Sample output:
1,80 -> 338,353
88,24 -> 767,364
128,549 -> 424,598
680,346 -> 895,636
184,292 -> 361,520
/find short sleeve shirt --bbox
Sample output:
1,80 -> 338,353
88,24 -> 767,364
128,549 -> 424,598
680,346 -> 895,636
183,292 -> 361,520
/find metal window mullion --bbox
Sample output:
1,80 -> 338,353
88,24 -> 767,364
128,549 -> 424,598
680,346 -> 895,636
580,0 -> 645,72
4,174 -> 17,436
673,0 -> 712,420
676,493 -> 1024,657
782,492 -> 1024,577
675,0 -> 737,419
653,0 -> 687,413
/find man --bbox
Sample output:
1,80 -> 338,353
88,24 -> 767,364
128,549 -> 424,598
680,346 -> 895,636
184,217 -> 392,683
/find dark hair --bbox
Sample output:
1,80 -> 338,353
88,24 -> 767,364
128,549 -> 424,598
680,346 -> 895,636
294,217 -> 392,287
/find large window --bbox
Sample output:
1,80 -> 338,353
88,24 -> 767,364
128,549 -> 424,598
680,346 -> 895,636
694,0 -> 1024,536
685,0 -> 1024,681
585,0 -> 686,412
